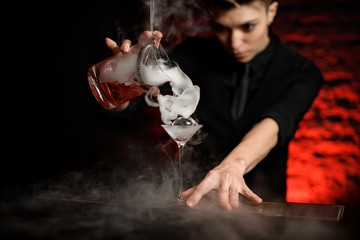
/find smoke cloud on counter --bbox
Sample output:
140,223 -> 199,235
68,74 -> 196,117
0,158 -> 347,240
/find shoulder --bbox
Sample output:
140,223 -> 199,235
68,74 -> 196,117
272,35 -> 320,73
270,35 -> 323,82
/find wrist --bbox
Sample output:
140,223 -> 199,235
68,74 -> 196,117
221,156 -> 249,175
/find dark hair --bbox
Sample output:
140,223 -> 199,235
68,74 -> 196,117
206,0 -> 274,10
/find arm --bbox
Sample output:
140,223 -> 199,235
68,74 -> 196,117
223,117 -> 279,174
183,55 -> 322,210
183,117 -> 279,210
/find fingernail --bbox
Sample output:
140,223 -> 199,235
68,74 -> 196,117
123,46 -> 129,52
186,200 -> 194,207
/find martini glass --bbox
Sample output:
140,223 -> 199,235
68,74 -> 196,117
162,117 -> 202,204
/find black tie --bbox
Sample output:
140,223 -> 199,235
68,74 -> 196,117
231,63 -> 250,121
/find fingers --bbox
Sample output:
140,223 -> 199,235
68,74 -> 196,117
138,31 -> 153,46
182,187 -> 195,198
240,185 -> 263,203
120,39 -> 132,53
153,31 -> 163,48
218,172 -> 233,210
105,38 -> 121,54
185,172 -> 217,208
229,187 -> 240,208
185,184 -> 208,208
105,37 -> 133,55
185,171 -> 262,210
217,173 -> 243,210
105,30 -> 163,56
218,181 -> 262,210
138,30 -> 163,47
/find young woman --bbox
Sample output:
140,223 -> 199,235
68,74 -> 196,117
107,0 -> 323,210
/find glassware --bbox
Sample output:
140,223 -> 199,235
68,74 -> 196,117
87,53 -> 147,110
162,117 -> 202,204
136,41 -> 172,86
87,0 -> 171,110
87,41 -> 171,110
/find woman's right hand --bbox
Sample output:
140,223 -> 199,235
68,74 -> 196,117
105,30 -> 163,55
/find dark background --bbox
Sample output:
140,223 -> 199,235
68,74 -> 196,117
5,1 -> 152,195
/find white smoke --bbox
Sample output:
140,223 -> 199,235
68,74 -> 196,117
140,60 -> 200,125
97,43 -> 200,124
99,53 -> 138,85
142,0 -> 211,47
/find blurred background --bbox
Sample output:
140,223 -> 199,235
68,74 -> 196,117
6,0 -> 360,206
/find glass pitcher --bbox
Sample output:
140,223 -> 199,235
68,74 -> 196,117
87,39 -> 171,110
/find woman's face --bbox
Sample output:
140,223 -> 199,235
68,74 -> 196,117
212,1 -> 278,63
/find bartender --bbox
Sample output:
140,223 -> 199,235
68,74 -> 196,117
106,0 -> 323,210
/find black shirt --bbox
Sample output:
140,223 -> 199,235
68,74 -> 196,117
169,32 -> 323,201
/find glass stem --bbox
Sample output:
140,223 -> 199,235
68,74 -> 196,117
177,143 -> 185,200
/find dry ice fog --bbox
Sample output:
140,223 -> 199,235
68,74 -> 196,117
1,1 -> 347,239
24,157 -> 341,240
100,50 -> 200,124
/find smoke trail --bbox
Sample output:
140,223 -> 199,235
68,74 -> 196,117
142,0 -> 211,47
141,61 -> 200,124
3,170 -> 343,240
99,53 -> 138,84
136,1 -> 205,124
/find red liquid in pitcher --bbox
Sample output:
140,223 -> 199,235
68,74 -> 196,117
99,82 -> 147,107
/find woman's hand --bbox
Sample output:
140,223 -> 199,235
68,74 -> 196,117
183,118 -> 279,210
105,30 -> 163,55
183,160 -> 262,210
